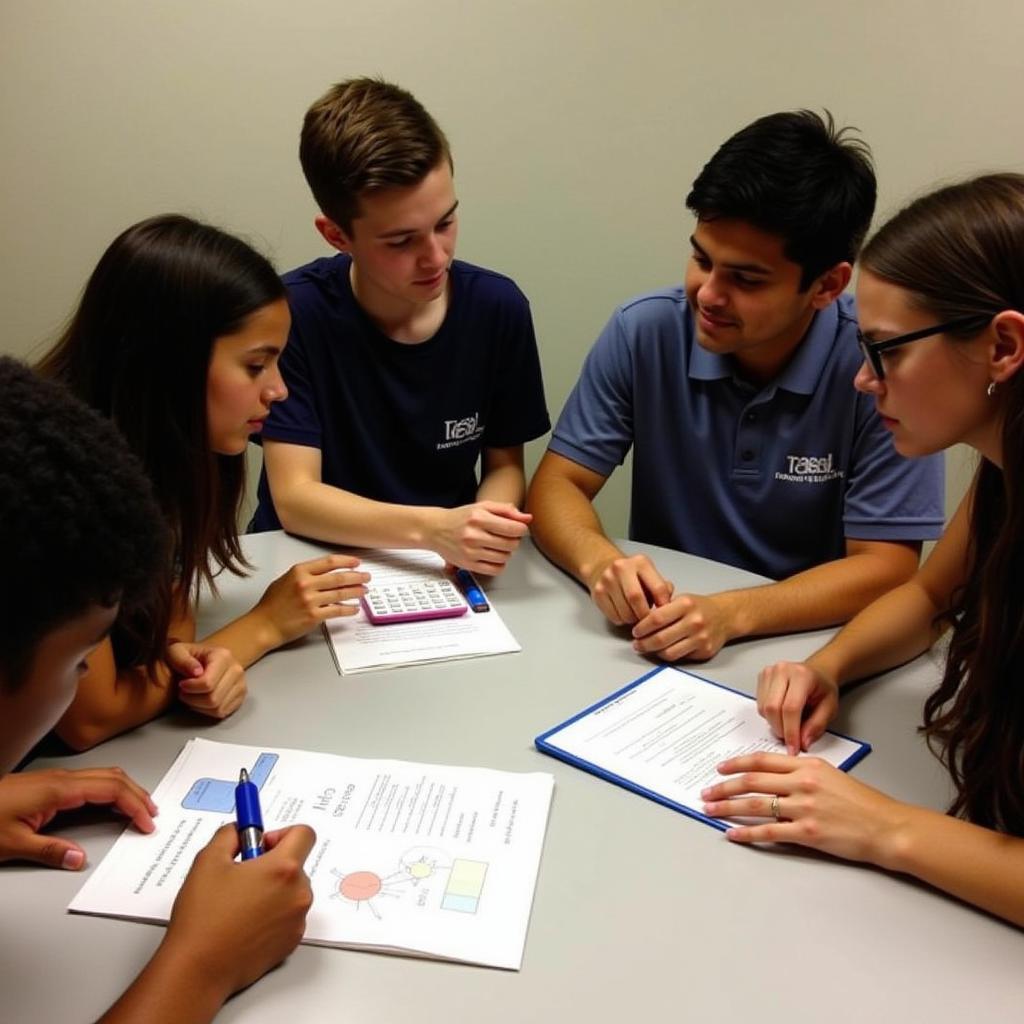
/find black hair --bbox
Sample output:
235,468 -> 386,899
686,110 -> 877,289
37,214 -> 285,607
0,357 -> 167,689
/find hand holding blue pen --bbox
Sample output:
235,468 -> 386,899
234,768 -> 265,860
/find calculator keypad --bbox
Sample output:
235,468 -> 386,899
361,580 -> 469,624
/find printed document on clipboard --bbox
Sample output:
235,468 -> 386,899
535,665 -> 870,831
324,549 -> 520,674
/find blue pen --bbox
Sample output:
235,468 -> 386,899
454,569 -> 490,613
234,768 -> 265,860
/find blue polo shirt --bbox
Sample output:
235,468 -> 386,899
548,289 -> 944,580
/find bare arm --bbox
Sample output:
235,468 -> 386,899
54,600 -> 247,751
202,554 -> 369,668
476,444 -> 527,506
806,491 -> 969,684
264,440 -> 529,574
633,537 -> 922,663
52,602 -> 197,751
527,450 -> 622,585
527,450 -> 675,623
704,749 -> 1024,927
98,824 -> 315,1024
757,491 -> 973,751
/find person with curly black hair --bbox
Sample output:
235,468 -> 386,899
0,357 -> 315,1023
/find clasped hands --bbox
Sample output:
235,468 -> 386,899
587,553 -> 735,661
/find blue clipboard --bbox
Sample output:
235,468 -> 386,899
535,664 -> 871,832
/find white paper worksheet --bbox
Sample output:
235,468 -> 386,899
536,666 -> 869,830
70,739 -> 554,970
325,549 -> 521,674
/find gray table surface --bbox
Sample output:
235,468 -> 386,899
3,533 -> 1020,1023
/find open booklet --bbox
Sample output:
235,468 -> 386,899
325,549 -> 521,674
536,665 -> 870,831
69,738 -> 554,970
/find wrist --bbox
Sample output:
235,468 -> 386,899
805,649 -> 844,691
244,606 -> 285,658
408,506 -> 440,550
708,590 -> 750,641
578,544 -> 624,593
870,800 -> 924,873
110,936 -> 231,1024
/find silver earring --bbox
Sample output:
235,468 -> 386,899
987,381 -> 997,397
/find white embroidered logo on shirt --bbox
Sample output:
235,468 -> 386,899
437,413 -> 485,450
775,453 -> 844,484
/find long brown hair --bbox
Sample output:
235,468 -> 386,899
37,215 -> 285,662
861,173 -> 1024,832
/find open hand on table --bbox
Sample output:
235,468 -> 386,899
254,553 -> 370,648
0,767 -> 156,870
701,751 -> 909,864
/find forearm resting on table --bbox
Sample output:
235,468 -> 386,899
711,540 -> 921,644
266,441 -> 450,549
879,805 -> 1024,927
53,640 -> 178,752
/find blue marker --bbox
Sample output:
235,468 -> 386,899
234,768 -> 265,860
454,569 -> 490,613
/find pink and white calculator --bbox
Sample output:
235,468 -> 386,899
360,578 -> 469,625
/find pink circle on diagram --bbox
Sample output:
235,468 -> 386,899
339,871 -> 383,901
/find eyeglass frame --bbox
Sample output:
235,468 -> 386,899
857,313 -> 994,380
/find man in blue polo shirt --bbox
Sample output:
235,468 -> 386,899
251,79 -> 549,575
527,110 -> 944,662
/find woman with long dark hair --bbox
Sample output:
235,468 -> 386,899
38,214 -> 369,748
700,173 -> 1024,925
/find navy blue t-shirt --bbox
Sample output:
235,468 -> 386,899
251,255 -> 549,531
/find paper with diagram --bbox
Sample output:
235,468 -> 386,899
324,548 -> 521,674
69,738 -> 554,969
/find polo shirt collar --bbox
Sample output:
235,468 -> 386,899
687,301 -> 840,395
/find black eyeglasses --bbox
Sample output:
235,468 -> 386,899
857,314 -> 993,380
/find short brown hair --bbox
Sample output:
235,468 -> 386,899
299,77 -> 452,233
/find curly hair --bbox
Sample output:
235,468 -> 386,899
0,357 -> 168,689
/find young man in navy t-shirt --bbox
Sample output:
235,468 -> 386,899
252,78 -> 550,575
527,111 -> 944,662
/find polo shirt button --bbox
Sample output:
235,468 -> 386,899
741,449 -> 755,461
745,411 -> 757,423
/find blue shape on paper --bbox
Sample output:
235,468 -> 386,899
181,752 -> 278,812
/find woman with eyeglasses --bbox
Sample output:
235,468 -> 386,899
700,173 -> 1024,925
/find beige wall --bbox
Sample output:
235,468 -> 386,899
3,0 -> 1022,530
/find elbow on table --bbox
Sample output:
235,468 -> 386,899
52,714 -> 122,753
